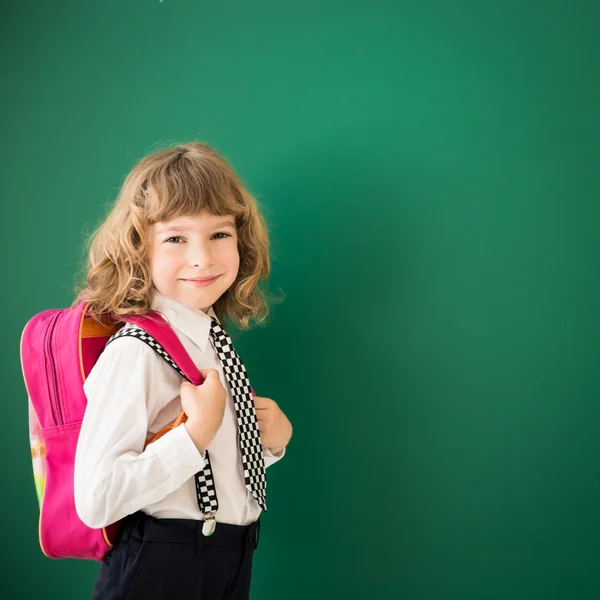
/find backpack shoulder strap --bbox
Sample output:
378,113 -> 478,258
106,311 -> 256,398
107,312 -> 203,386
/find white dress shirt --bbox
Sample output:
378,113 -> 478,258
74,289 -> 285,530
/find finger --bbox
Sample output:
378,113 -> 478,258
256,409 -> 271,421
253,396 -> 272,407
201,368 -> 220,379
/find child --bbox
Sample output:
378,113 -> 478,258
73,141 -> 293,600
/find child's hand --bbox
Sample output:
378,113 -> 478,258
253,396 -> 293,454
181,369 -> 227,454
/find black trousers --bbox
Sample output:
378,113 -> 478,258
91,511 -> 261,600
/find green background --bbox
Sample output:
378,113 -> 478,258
3,1 -> 599,598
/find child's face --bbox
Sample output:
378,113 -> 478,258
147,210 -> 240,312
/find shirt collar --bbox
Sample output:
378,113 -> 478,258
149,288 -> 219,352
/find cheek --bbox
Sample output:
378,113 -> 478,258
223,242 -> 240,268
149,248 -> 181,279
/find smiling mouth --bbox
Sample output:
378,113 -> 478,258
181,275 -> 221,286
184,277 -> 219,282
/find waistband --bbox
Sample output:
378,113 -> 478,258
119,511 -> 260,552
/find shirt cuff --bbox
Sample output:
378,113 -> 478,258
149,422 -> 207,479
264,446 -> 286,458
263,445 -> 286,468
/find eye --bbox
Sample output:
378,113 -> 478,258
163,232 -> 231,244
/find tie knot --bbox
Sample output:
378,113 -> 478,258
209,316 -> 224,338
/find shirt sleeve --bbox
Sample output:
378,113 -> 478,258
263,445 -> 286,468
74,336 -> 206,529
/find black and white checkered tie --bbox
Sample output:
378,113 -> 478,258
206,317 -> 267,512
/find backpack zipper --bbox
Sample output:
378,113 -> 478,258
44,311 -> 64,426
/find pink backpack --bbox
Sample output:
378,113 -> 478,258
20,301 -> 207,561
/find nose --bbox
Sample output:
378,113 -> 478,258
187,240 -> 214,268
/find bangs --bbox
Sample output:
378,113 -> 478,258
142,153 -> 246,225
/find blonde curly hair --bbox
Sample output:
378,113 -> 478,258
73,141 -> 282,331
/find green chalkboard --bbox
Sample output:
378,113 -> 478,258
3,1 -> 599,598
